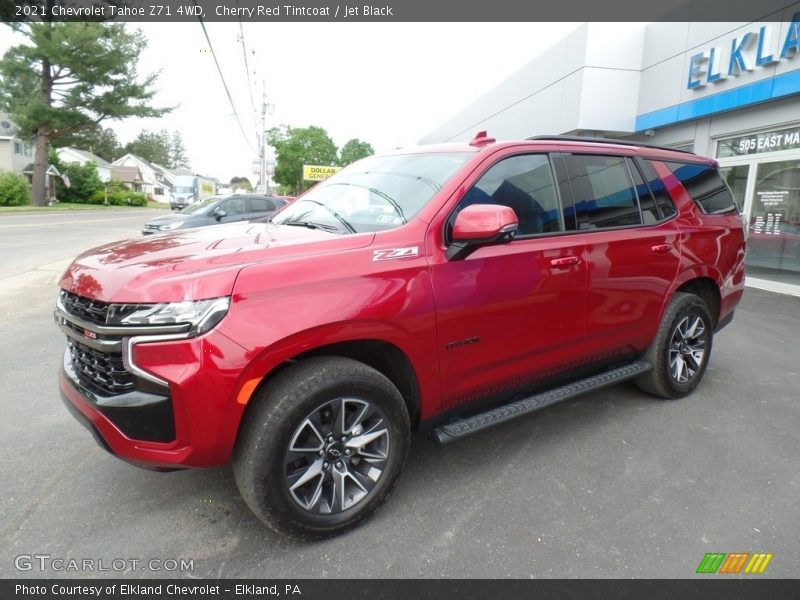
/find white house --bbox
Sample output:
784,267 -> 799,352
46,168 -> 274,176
1,113 -> 60,202
56,147 -> 112,182
111,153 -> 175,203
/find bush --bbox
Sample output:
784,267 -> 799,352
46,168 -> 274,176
0,171 -> 31,206
56,161 -> 104,203
88,188 -> 147,206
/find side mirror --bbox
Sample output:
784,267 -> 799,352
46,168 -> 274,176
214,209 -> 227,220
447,204 -> 518,260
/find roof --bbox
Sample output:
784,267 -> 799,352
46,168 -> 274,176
111,165 -> 144,183
112,153 -> 156,173
57,147 -> 111,168
22,164 -> 60,175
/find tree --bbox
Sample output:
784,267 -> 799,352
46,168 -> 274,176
0,22 -> 171,205
123,129 -> 171,166
267,125 -> 338,195
54,125 -> 120,163
170,131 -> 188,169
230,176 -> 253,191
55,161 -> 104,203
339,138 -> 374,166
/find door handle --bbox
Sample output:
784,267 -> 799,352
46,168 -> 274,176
549,256 -> 580,268
651,243 -> 673,254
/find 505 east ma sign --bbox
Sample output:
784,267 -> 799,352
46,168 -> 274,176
687,15 -> 800,89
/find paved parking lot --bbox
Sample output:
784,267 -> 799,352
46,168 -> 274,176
0,210 -> 798,578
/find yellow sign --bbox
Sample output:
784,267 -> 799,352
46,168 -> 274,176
303,164 -> 341,181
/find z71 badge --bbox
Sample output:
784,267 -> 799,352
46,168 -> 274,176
372,247 -> 419,261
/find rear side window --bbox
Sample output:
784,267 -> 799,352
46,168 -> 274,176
250,197 -> 276,212
562,155 -> 642,229
640,160 -> 677,219
664,161 -> 739,214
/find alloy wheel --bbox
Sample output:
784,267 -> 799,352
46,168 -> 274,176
667,314 -> 708,384
283,397 -> 390,514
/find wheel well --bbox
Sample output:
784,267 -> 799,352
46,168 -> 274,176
676,277 -> 720,324
252,340 -> 422,430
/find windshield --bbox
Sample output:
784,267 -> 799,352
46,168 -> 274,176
173,186 -> 194,194
272,152 -> 472,234
179,195 -> 221,214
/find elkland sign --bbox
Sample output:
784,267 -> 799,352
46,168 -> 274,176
687,16 -> 800,89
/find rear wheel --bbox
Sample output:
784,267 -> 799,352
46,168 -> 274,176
635,292 -> 714,399
233,356 -> 410,540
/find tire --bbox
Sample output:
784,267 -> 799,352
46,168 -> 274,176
233,356 -> 410,540
635,292 -> 714,399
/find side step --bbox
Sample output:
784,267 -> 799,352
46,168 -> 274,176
432,360 -> 653,445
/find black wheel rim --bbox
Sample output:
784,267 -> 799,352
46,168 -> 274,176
668,312 -> 708,384
283,397 -> 390,515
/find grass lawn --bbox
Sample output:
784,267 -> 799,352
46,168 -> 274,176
0,201 -> 168,214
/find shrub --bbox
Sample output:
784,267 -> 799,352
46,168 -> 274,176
88,188 -> 147,206
0,171 -> 31,206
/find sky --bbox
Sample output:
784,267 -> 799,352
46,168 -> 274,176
0,22 -> 581,182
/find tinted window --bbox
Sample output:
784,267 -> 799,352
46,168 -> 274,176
664,161 -> 739,214
627,159 -> 658,224
456,154 -> 562,236
641,160 -> 677,219
223,197 -> 247,215
564,155 -> 642,229
249,197 -> 275,212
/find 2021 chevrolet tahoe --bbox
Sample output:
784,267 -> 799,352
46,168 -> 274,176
56,134 -> 746,538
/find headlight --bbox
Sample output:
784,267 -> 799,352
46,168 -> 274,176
158,222 -> 182,231
115,297 -> 230,333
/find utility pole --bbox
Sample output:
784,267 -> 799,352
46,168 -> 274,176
260,81 -> 275,195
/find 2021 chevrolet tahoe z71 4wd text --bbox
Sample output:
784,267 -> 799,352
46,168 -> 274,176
56,134 -> 745,539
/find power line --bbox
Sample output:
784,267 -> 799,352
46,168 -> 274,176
236,17 -> 258,129
193,3 -> 256,155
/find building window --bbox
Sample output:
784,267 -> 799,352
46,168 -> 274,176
746,159 -> 800,284
14,141 -> 22,154
155,187 -> 163,195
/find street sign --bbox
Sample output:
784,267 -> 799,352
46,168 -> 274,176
252,160 -> 261,174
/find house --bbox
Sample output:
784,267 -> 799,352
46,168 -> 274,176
1,113 -> 59,202
56,147 -> 112,182
110,165 -> 146,191
111,153 -> 175,203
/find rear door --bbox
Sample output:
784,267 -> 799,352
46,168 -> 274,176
429,151 -> 588,410
559,152 -> 682,353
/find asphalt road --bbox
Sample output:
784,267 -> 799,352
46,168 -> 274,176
0,210 -> 798,579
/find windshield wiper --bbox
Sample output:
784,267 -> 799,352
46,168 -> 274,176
281,220 -> 339,232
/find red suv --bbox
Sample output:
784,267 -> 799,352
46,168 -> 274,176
55,134 -> 746,538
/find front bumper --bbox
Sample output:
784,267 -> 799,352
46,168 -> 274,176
57,299 -> 252,469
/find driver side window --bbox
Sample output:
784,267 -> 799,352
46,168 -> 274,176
224,197 -> 246,216
455,154 -> 564,237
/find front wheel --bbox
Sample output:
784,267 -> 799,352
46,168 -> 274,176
635,292 -> 714,399
233,356 -> 410,540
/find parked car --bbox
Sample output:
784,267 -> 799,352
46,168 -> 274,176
142,194 -> 288,234
56,133 -> 745,539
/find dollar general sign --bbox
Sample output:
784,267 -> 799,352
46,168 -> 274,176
303,165 -> 342,181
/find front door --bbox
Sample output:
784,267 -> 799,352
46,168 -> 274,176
429,152 -> 587,412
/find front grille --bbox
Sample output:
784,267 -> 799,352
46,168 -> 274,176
59,290 -> 143,326
67,339 -> 136,396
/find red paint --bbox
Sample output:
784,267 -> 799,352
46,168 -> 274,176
58,139 -> 745,468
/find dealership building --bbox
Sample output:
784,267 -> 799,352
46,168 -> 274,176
421,19 -> 800,295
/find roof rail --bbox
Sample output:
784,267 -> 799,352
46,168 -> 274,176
525,135 -> 696,155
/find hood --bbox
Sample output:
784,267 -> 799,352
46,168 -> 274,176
60,222 -> 375,303
145,213 -> 193,226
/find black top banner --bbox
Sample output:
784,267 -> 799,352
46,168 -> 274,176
3,0 -> 800,22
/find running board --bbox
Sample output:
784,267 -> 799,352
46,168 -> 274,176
432,361 -> 653,445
